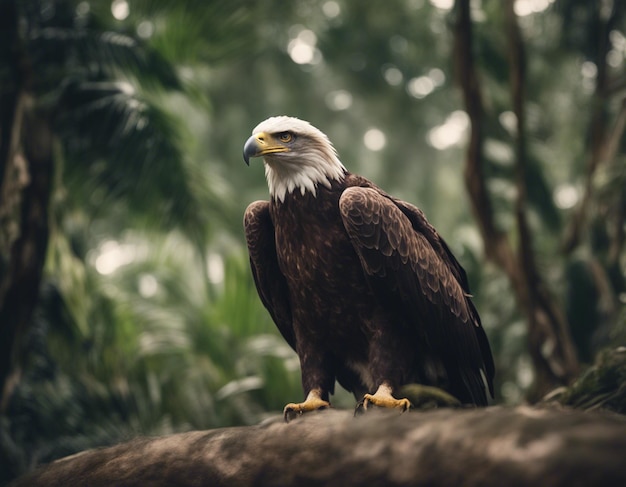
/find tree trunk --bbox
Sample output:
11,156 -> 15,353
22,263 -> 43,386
10,407 -> 626,487
452,0 -> 580,400
0,0 -> 54,411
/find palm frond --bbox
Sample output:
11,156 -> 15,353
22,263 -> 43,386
125,0 -> 256,65
55,79 -> 218,247
29,26 -> 181,92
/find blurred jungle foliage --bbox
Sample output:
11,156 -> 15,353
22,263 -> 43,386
0,0 -> 624,483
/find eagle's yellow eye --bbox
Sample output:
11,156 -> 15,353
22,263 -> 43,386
278,132 -> 293,143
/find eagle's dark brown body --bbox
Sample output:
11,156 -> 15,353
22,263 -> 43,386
245,173 -> 494,406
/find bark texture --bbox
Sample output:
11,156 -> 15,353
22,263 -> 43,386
11,407 -> 626,487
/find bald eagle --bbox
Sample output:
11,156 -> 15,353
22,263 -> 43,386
243,116 -> 494,420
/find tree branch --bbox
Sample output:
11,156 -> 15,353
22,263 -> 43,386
452,0 -> 518,278
453,0 -> 579,398
504,0 -> 579,397
603,97 -> 626,265
11,408 -> 626,487
562,2 -> 623,254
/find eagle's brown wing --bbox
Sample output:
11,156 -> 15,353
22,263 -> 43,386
339,187 -> 494,405
244,200 -> 295,350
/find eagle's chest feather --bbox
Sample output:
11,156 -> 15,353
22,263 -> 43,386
270,188 -> 374,358
271,189 -> 360,293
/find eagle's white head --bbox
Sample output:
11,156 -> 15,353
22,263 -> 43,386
243,116 -> 346,202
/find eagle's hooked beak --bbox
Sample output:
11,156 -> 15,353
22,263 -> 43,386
243,132 -> 288,165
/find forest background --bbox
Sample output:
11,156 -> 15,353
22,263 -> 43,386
0,0 -> 624,483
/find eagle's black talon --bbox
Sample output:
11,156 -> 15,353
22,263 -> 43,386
283,390 -> 331,423
354,400 -> 366,417
283,407 -> 300,423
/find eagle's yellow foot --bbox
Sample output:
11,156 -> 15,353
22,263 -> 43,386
355,383 -> 410,415
283,389 -> 330,423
